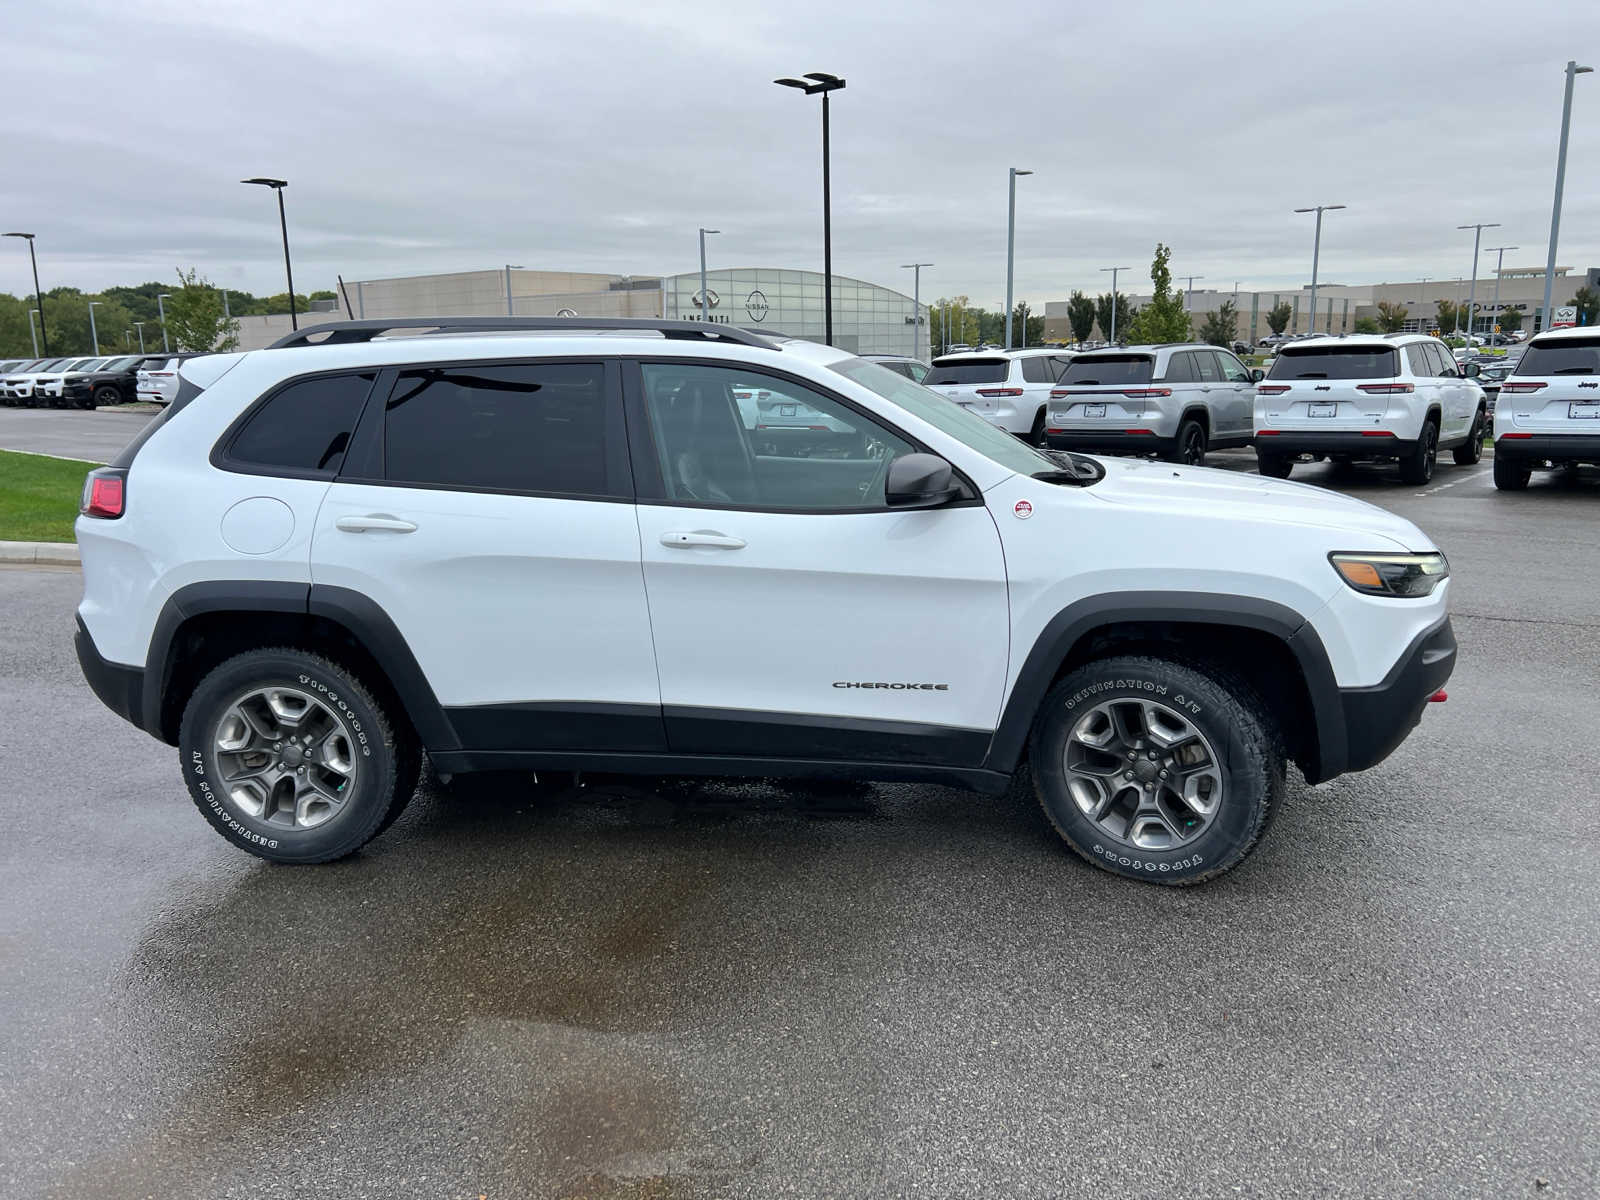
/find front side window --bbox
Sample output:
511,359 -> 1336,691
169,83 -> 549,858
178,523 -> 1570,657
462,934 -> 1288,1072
384,362 -> 609,495
1217,352 -> 1250,383
641,362 -> 914,510
1404,345 -> 1433,377
224,372 -> 375,476
1194,352 -> 1223,383
1426,343 -> 1457,377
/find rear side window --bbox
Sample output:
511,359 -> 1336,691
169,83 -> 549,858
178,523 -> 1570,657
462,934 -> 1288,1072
384,362 -> 609,495
225,372 -> 375,476
1059,354 -> 1155,385
1404,345 -> 1433,377
1268,345 -> 1398,380
925,358 -> 1009,385
1516,338 -> 1600,376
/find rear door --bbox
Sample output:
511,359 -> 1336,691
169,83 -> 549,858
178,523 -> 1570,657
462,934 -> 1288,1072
1503,335 -> 1600,433
1256,344 -> 1404,431
1212,350 -> 1255,440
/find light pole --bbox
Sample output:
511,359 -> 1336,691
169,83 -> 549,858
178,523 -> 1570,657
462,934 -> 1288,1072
157,293 -> 172,352
28,309 -> 41,357
1004,167 -> 1033,348
1100,266 -> 1131,344
1457,222 -> 1499,342
1294,204 -> 1346,338
1540,61 -> 1592,332
698,230 -> 719,325
1485,245 -> 1518,336
774,72 -> 846,346
1182,275 -> 1204,311
1453,277 -> 1464,335
124,329 -> 133,350
133,322 -> 146,352
241,177 -> 297,330
88,300 -> 103,354
503,264 -> 523,316
901,263 -> 932,358
4,232 -> 49,354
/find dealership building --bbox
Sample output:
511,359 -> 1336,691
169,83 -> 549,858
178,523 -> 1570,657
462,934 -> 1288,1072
231,266 -> 929,356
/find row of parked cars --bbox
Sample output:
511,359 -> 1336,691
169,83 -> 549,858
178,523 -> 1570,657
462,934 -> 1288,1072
924,326 -> 1598,489
0,353 -> 198,408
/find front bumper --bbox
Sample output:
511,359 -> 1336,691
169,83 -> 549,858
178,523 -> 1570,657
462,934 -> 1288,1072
1045,430 -> 1175,456
1494,434 -> 1600,464
75,618 -> 149,734
1334,616 -> 1456,776
1255,431 -> 1419,458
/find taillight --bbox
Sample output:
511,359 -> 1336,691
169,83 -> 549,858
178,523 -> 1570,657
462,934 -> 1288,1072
1049,389 -> 1070,399
1257,384 -> 1290,395
975,387 -> 1024,397
1500,382 -> 1546,394
1120,388 -> 1172,398
1356,383 -> 1415,394
80,468 -> 126,519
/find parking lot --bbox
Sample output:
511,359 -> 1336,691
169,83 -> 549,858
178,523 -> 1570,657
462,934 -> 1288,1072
3,409 -> 1598,1197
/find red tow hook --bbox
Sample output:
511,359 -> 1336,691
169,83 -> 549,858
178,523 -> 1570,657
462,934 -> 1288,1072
1428,690 -> 1448,703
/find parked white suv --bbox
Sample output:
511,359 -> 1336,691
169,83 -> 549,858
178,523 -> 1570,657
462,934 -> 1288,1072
924,348 -> 1077,443
1044,343 -> 1260,465
1491,327 -> 1600,490
1254,335 -> 1486,483
74,317 -> 1455,885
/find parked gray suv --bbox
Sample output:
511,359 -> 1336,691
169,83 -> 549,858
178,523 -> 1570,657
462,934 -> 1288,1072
1044,344 -> 1262,465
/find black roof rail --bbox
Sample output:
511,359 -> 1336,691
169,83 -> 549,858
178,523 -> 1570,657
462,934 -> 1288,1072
265,316 -> 783,351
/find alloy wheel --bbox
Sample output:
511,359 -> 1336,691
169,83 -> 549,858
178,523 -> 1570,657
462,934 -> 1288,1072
209,686 -> 360,829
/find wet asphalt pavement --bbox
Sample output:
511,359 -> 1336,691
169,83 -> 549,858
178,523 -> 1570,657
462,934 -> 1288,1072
2,445 -> 1598,1198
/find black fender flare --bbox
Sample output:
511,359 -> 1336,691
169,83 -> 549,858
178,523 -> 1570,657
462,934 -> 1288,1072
142,581 -> 457,752
982,591 -> 1346,782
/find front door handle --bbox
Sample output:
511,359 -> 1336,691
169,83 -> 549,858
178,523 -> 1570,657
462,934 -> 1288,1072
336,514 -> 418,534
660,530 -> 746,550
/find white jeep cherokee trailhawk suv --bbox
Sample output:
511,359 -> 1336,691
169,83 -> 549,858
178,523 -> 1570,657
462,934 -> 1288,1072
75,317 -> 1456,885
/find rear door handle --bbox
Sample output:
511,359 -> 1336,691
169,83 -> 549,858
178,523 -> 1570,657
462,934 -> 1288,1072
336,515 -> 418,534
660,530 -> 746,550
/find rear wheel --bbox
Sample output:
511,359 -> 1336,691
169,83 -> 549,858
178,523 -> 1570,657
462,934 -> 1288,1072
1399,418 -> 1438,484
1493,454 -> 1532,491
1027,407 -> 1046,446
1165,418 -> 1207,466
1452,408 -> 1485,465
1257,451 -> 1293,479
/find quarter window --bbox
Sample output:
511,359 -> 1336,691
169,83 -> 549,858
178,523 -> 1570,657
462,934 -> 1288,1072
226,372 -> 375,476
1021,356 -> 1054,383
1162,353 -> 1197,384
383,362 -> 609,495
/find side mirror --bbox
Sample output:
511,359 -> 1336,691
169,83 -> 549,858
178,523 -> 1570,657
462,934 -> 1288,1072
885,453 -> 962,509
1463,362 -> 1480,378
1250,368 -> 1265,382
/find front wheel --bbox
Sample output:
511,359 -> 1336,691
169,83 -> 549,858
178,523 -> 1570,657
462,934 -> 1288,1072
1452,409 -> 1486,465
1029,656 -> 1285,885
1493,454 -> 1531,491
92,385 -> 121,408
178,648 -> 419,863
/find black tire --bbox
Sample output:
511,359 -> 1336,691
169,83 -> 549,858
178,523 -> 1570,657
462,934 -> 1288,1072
1257,451 -> 1293,479
93,385 -> 121,408
178,647 -> 418,863
1399,418 -> 1438,484
1493,454 -> 1531,491
1165,418 -> 1207,466
1028,655 -> 1286,886
1452,409 -> 1485,465
1027,407 -> 1046,447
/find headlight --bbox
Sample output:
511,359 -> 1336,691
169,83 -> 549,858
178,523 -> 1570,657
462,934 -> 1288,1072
1329,552 -> 1449,598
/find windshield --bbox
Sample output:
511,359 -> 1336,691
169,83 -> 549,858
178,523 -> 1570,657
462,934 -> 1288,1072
1057,354 -> 1154,386
925,358 -> 1009,385
830,357 -> 1057,477
100,356 -> 138,371
1268,345 -> 1398,379
1516,338 -> 1600,376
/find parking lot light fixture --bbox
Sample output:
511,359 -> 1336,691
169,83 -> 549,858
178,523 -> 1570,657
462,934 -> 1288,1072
5,232 -> 48,354
503,264 -> 523,316
241,177 -> 296,330
1294,205 -> 1345,337
88,300 -> 102,354
774,72 -> 846,346
1182,275 -> 1204,312
901,263 -> 931,357
1541,62 -> 1591,333
1485,246 -> 1518,334
133,321 -> 146,352
1099,266 -> 1132,344
1457,223 -> 1500,341
157,293 -> 172,352
1004,169 -> 1032,349
697,231 -> 718,325
28,308 -> 41,356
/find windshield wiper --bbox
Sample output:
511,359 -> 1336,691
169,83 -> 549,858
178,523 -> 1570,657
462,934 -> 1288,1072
1033,451 -> 1104,486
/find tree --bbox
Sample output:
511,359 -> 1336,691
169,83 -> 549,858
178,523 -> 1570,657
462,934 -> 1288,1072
1197,301 -> 1237,348
1066,290 -> 1095,344
1125,244 -> 1189,344
1436,299 -> 1464,335
1352,316 -> 1381,335
1570,286 -> 1600,327
163,268 -> 240,352
1009,301 -> 1044,348
1094,292 -> 1136,342
1375,300 -> 1409,334
1497,305 -> 1525,334
1266,301 -> 1293,336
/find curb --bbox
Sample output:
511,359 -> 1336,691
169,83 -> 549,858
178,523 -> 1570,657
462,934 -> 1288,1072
0,541 -> 80,566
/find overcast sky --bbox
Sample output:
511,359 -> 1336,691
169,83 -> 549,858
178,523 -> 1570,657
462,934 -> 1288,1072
6,0 -> 1599,309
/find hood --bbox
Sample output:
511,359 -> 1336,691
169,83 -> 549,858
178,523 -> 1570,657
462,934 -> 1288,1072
1082,457 -> 1433,551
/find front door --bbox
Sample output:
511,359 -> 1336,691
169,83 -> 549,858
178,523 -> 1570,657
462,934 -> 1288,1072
628,360 -> 1011,766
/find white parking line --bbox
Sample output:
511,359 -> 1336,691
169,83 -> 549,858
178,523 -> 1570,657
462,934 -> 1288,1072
1417,466 -> 1491,496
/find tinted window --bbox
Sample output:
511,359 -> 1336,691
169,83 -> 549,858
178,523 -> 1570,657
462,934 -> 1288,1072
1195,352 -> 1223,383
1059,354 -> 1155,385
1426,343 -> 1457,377
1515,338 -> 1600,376
925,358 -> 1009,385
1268,345 -> 1398,379
385,362 -> 609,495
1052,356 -> 1076,377
1162,353 -> 1197,383
227,372 -> 375,476
1020,356 -> 1054,383
642,363 -> 914,510
1404,345 -> 1433,377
